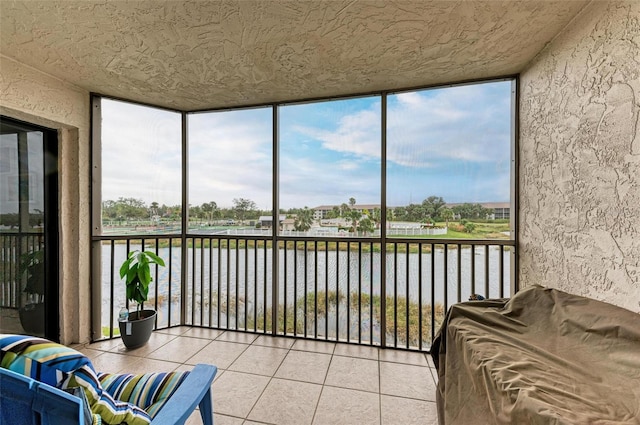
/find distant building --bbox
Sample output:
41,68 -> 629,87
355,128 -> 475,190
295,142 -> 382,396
258,214 -> 287,229
313,204 -> 381,220
445,202 -> 510,220
481,202 -> 510,220
281,217 -> 296,231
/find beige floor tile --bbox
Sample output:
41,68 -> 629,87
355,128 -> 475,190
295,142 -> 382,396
324,356 -> 379,393
110,331 -> 177,357
228,345 -> 288,376
291,339 -> 335,354
86,338 -> 122,352
175,364 -> 225,383
154,326 -> 191,335
333,344 -> 379,361
76,347 -> 106,361
181,327 -> 226,340
81,329 -> 441,425
248,378 -> 322,425
313,387 -> 380,425
275,350 -> 331,384
216,331 -> 260,344
253,335 -> 296,349
89,352 -> 141,374
379,362 -> 436,401
121,357 -> 180,374
381,395 -> 438,425
186,340 -> 249,369
185,412 -> 244,425
378,348 -> 429,366
213,414 -> 245,425
213,371 -> 270,418
147,336 -> 211,363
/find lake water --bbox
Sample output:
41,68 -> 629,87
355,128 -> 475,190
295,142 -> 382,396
101,244 -> 511,331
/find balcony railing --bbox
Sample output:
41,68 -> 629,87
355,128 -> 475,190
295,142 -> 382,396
0,232 -> 44,309
92,234 -> 515,352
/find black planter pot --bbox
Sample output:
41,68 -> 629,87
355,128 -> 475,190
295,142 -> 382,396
19,302 -> 45,335
118,309 -> 156,349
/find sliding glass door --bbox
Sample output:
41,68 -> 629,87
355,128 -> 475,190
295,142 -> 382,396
0,116 -> 59,340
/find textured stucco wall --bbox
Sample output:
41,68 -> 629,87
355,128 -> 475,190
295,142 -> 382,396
519,1 -> 640,312
0,54 -> 92,343
0,1 -> 588,111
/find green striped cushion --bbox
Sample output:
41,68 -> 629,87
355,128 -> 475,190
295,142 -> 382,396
0,334 -> 91,385
98,370 -> 190,418
0,334 -> 152,425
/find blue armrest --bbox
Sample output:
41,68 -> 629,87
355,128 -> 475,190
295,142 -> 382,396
151,364 -> 217,425
1,364 -> 217,425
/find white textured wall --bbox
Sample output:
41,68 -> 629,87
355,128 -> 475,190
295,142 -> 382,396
519,1 -> 640,312
0,55 -> 92,343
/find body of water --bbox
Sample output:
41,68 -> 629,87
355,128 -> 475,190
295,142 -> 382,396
100,244 -> 511,330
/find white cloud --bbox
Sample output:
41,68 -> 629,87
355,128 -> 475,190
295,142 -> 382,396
289,82 -> 511,169
187,109 -> 273,208
100,81 -> 512,209
101,100 -> 182,205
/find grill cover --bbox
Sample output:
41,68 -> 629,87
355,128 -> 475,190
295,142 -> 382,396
431,285 -> 640,425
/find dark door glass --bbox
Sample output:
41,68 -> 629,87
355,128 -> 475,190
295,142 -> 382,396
0,117 -> 58,339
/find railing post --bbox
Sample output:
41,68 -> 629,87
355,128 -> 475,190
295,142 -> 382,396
271,105 -> 279,335
180,113 -> 189,325
380,93 -> 388,348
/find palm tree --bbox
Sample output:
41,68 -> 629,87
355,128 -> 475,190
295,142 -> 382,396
232,198 -> 256,223
440,207 -> 454,228
387,208 -> 395,224
294,207 -> 314,232
348,209 -> 361,233
201,201 -> 218,223
340,203 -> 350,217
371,207 -> 382,229
357,217 -> 375,235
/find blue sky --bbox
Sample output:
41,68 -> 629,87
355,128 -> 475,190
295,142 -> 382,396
102,79 -> 512,210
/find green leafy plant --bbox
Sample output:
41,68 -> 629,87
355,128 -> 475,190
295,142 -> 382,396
20,249 -> 45,300
119,250 -> 165,314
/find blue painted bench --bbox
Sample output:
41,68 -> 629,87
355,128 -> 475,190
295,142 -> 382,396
0,363 -> 217,425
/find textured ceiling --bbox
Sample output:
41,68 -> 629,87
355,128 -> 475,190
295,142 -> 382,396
0,0 -> 589,111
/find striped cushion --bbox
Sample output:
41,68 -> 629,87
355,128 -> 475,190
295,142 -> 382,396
0,334 -> 152,425
98,370 -> 190,418
0,334 -> 91,386
68,365 -> 152,425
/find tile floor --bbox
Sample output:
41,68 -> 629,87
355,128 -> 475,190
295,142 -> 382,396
78,327 -> 439,425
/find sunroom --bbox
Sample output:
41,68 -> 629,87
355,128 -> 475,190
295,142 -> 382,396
1,1 -> 638,424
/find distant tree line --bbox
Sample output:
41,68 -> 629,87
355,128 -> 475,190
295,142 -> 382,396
0,211 -> 44,229
101,197 -> 266,225
100,195 -> 494,228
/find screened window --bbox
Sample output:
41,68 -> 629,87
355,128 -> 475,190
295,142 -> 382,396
188,108 -> 273,235
100,99 -> 182,234
279,97 -> 381,237
386,81 -> 513,239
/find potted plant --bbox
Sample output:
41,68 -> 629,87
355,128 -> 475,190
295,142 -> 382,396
18,249 -> 45,334
118,249 -> 165,349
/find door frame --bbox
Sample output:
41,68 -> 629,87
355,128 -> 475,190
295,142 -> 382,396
1,116 -> 59,341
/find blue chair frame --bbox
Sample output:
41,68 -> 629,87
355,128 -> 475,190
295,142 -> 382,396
0,364 -> 217,425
